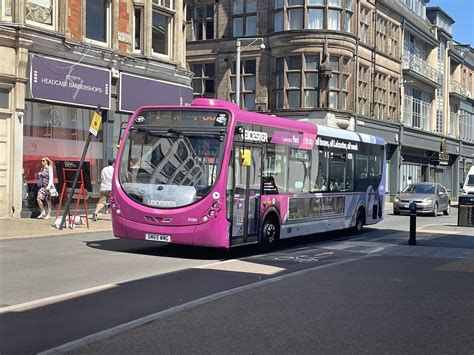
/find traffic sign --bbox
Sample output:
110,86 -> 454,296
89,112 -> 102,136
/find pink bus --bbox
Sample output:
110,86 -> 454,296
111,98 -> 385,249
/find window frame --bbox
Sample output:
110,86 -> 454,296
1,0 -> 12,21
191,62 -> 216,98
151,5 -> 173,58
232,0 -> 257,37
0,86 -> 11,111
85,0 -> 111,46
133,6 -> 144,54
25,0 -> 57,30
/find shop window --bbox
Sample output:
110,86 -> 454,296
26,0 -> 56,29
233,0 -> 257,37
86,0 -> 110,44
0,88 -> 10,110
23,102 -> 104,197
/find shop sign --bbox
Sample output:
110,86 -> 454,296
439,138 -> 449,165
119,73 -> 193,113
31,55 -> 111,109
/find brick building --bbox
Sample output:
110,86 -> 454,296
0,0 -> 192,217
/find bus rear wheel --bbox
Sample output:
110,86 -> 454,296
261,217 -> 279,248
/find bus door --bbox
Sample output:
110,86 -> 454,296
231,144 -> 262,245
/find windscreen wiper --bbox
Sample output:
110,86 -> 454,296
168,128 -> 183,136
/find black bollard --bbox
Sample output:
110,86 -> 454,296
408,202 -> 417,245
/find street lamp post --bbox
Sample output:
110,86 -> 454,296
235,37 -> 265,108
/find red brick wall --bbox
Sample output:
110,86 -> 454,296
67,0 -> 82,42
118,0 -> 131,54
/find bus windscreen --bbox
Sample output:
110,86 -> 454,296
119,112 -> 226,208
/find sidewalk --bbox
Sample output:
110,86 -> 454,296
0,213 -> 113,240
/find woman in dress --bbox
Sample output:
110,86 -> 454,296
36,157 -> 54,219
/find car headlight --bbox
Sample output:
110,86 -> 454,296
424,198 -> 433,204
394,197 -> 400,203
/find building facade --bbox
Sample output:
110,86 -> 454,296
185,0 -> 474,200
0,0 -> 192,217
454,44 -> 474,186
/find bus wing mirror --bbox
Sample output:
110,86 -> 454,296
240,149 -> 252,166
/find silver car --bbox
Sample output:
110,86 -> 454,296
393,183 -> 451,216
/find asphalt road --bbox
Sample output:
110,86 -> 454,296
0,209 -> 473,354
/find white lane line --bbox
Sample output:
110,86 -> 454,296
0,284 -> 119,315
196,259 -> 285,275
39,253 -> 372,355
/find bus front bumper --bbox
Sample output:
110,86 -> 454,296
112,213 -> 230,248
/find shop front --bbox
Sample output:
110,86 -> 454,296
22,54 -> 194,216
23,55 -> 111,214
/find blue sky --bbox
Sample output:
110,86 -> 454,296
428,0 -> 474,45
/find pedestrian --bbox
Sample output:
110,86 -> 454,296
36,157 -> 54,219
407,176 -> 413,185
93,158 -> 115,221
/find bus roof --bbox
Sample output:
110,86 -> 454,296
190,98 -> 318,135
133,99 -> 384,145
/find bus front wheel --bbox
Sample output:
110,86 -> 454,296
261,217 -> 279,248
353,209 -> 365,235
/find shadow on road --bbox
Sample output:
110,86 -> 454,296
84,227 -> 380,260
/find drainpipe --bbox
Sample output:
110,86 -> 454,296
354,0 -> 360,132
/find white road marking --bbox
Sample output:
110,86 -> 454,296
196,259 -> 285,275
39,254 -> 372,354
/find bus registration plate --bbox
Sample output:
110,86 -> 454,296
145,234 -> 171,242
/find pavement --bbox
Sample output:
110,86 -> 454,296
0,212 -> 113,240
0,202 -> 470,240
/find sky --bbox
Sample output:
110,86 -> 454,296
428,0 -> 474,45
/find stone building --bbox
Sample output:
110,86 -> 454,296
0,0 -> 192,217
454,44 -> 474,184
185,0 -> 474,200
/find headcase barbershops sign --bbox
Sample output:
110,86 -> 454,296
30,55 -> 111,109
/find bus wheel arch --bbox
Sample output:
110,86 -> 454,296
353,207 -> 366,234
261,212 -> 280,246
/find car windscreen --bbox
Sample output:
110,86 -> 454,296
119,127 -> 225,209
402,184 -> 436,194
467,175 -> 474,186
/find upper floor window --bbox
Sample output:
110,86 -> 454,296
152,9 -> 170,56
26,0 -> 56,29
153,0 -> 173,10
233,0 -> 257,37
134,7 -> 144,53
359,5 -> 371,45
1,0 -> 12,20
191,63 -> 215,98
274,53 -> 328,109
86,0 -> 110,44
0,88 -> 10,110
399,0 -> 426,19
231,59 -> 257,110
273,0 -> 352,33
192,5 -> 214,40
376,15 -> 400,58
